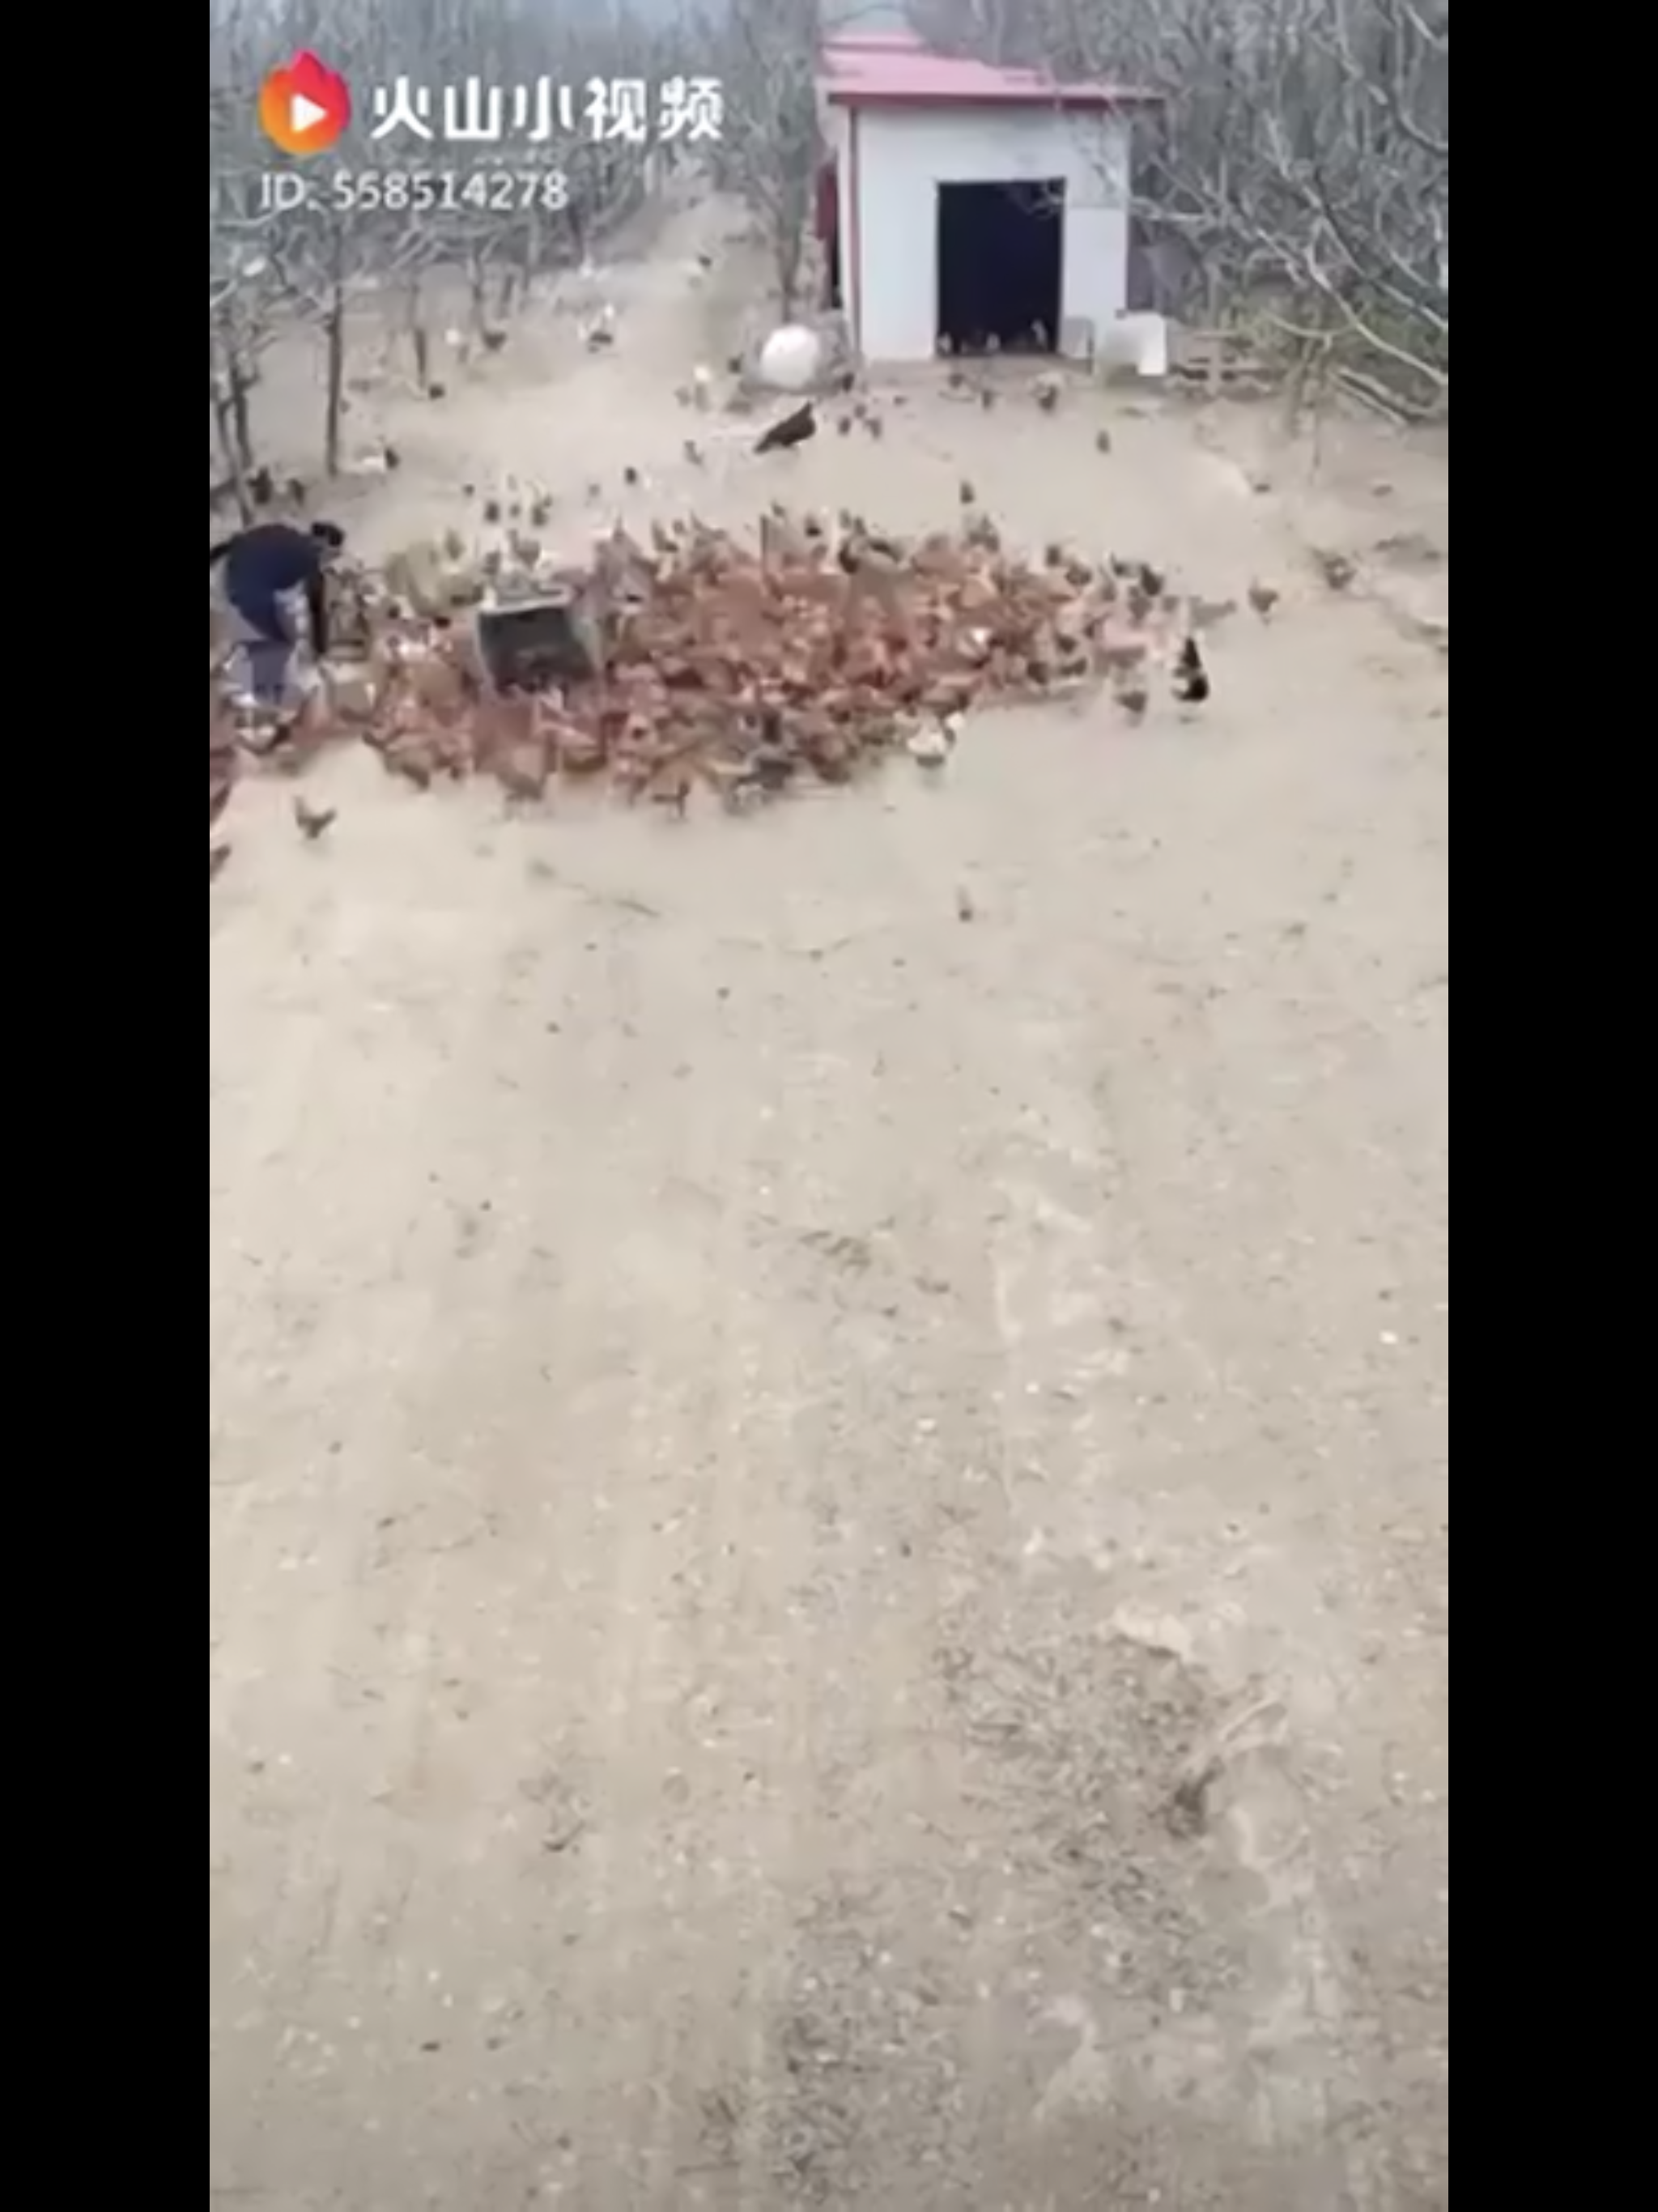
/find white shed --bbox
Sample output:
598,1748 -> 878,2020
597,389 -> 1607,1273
818,35 -> 1158,366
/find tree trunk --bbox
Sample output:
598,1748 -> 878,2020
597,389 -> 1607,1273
213,389 -> 253,523
402,275 -> 430,389
229,355 -> 255,470
324,226 -> 347,477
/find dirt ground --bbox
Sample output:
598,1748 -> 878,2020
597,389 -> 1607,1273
210,202 -> 1450,2210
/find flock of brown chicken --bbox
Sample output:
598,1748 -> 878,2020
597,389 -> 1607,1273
210,501 -> 1286,862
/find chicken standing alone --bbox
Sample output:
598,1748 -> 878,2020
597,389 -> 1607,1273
754,404 -> 816,456
293,795 -> 338,840
1173,636 -> 1210,706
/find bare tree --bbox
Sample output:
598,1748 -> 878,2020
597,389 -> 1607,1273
209,0 -> 686,506
907,0 -> 1449,415
694,0 -> 823,320
903,0 -> 1048,65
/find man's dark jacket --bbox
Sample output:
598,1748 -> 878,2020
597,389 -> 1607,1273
209,524 -> 329,651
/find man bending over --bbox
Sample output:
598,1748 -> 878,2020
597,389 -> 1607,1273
209,519 -> 345,706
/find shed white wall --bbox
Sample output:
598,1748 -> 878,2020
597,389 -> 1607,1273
830,103 -> 1130,364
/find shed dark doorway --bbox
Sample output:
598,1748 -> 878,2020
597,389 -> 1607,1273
936,179 -> 1064,355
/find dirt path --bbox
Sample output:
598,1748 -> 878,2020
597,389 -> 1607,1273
210,207 -> 1449,2211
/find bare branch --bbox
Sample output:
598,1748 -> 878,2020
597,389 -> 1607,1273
906,0 -> 1450,413
691,0 -> 821,320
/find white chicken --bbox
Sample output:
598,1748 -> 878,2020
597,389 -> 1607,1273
907,712 -> 961,769
580,302 -> 618,351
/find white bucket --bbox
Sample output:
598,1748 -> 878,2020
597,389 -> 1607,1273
1103,313 -> 1170,379
757,324 -> 824,393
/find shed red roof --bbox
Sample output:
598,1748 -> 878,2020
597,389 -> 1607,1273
819,37 -> 1157,112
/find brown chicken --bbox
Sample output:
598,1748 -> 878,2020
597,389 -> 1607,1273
495,742 -> 550,803
648,774 -> 692,819
385,745 -> 436,790
251,498 -> 1226,811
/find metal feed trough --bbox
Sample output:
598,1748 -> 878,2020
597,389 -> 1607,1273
473,593 -> 602,693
